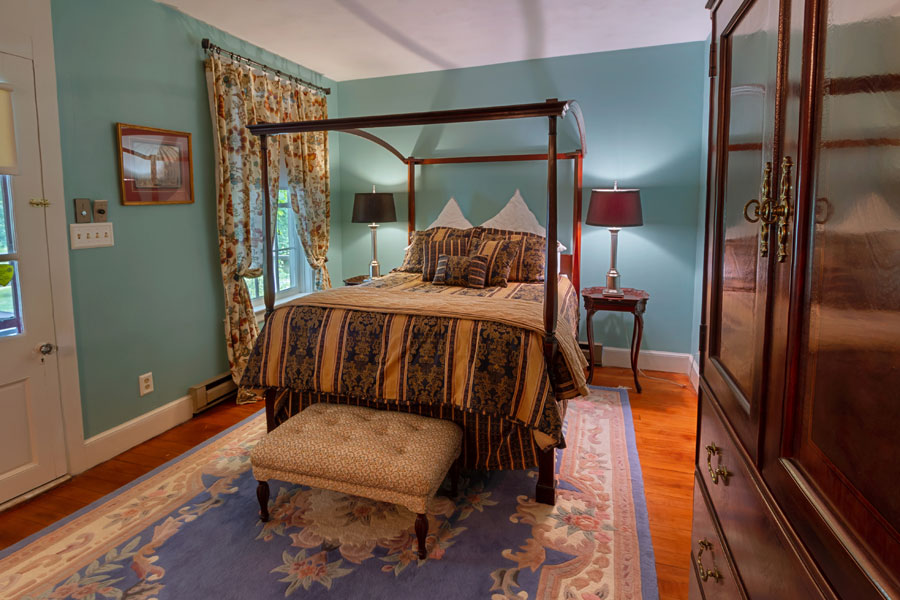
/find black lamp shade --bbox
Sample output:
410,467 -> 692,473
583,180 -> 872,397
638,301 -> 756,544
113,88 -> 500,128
352,193 -> 397,223
586,188 -> 643,227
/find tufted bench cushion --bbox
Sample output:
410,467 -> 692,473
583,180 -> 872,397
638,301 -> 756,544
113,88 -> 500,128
250,403 -> 462,515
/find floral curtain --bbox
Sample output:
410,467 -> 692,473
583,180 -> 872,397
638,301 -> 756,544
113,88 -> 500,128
281,90 -> 331,289
205,53 -> 330,387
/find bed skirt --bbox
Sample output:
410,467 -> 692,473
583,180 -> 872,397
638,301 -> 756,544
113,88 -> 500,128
263,388 -> 568,471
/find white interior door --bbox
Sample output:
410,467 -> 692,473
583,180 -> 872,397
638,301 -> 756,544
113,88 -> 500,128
0,51 -> 67,504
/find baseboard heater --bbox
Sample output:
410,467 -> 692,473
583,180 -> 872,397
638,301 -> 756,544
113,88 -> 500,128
189,372 -> 237,414
579,341 -> 603,366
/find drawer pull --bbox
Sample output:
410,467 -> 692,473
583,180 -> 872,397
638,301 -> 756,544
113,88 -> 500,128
697,538 -> 723,583
705,443 -> 731,485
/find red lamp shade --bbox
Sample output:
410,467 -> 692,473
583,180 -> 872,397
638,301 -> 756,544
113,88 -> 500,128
586,188 -> 643,227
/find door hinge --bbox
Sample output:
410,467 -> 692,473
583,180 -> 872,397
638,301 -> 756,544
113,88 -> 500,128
709,41 -> 717,78
29,198 -> 51,207
699,323 -> 708,355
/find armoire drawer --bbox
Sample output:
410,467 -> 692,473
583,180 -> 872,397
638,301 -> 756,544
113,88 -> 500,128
697,392 -> 823,599
691,475 -> 744,599
689,559 -> 704,600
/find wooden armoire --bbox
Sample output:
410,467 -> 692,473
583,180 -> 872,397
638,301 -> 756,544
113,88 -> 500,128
692,0 -> 898,598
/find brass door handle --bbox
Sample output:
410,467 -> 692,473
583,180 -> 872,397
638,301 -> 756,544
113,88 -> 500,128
697,538 -> 724,583
741,162 -> 774,257
773,156 -> 793,262
705,442 -> 731,485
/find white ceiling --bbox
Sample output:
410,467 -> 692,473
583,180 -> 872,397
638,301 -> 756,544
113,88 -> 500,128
162,0 -> 709,81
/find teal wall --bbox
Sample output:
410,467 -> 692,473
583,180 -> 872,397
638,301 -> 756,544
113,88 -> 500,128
51,0 -> 341,437
337,42 -> 706,354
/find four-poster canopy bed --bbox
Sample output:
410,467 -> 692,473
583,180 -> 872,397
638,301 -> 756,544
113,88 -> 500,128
244,99 -> 588,505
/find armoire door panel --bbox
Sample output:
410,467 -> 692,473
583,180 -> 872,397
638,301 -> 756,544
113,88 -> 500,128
704,0 -> 784,458
767,0 -> 900,595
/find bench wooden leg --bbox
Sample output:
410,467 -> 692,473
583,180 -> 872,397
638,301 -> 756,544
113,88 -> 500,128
449,459 -> 460,497
415,513 -> 428,560
257,480 -> 270,522
535,448 -> 556,505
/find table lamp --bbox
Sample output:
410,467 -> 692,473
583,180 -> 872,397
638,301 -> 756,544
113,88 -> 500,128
586,182 -> 643,297
352,186 -> 396,278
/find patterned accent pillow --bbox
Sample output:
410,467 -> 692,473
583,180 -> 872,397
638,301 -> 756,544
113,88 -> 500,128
421,227 -> 477,281
396,230 -> 431,273
465,255 -> 491,288
473,227 -> 546,282
432,255 -> 472,287
467,239 -> 520,288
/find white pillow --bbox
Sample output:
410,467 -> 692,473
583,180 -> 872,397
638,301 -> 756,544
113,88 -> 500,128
427,197 -> 473,230
481,190 -> 567,252
481,190 -> 544,235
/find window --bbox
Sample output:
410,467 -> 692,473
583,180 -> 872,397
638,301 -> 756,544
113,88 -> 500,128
245,189 -> 314,307
0,175 -> 22,337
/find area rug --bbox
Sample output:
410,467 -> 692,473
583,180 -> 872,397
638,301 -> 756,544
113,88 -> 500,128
0,386 -> 658,600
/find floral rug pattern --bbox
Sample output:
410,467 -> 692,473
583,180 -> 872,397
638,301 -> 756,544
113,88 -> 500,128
0,388 -> 655,600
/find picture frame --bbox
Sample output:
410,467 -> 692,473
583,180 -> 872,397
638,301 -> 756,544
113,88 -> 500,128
116,123 -> 194,205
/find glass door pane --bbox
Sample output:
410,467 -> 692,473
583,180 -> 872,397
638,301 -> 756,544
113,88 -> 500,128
705,0 -> 783,454
791,0 -> 900,579
0,175 -> 22,336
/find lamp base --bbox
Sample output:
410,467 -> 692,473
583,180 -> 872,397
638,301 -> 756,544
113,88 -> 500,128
602,269 -> 624,297
368,223 -> 381,278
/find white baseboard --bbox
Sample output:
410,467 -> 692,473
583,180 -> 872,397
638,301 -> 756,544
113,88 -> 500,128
68,395 -> 193,474
600,347 -> 693,375
0,474 -> 70,513
689,356 -> 700,391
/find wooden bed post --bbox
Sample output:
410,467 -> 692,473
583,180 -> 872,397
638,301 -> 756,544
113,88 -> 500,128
537,107 -> 559,506
573,153 -> 583,299
260,134 -> 276,321
407,159 -> 415,242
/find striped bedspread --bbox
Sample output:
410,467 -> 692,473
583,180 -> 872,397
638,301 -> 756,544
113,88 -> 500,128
240,272 -> 588,470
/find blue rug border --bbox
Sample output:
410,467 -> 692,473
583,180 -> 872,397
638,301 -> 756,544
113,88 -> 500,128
3,389 -> 661,599
591,384 -> 661,600
0,407 -> 265,559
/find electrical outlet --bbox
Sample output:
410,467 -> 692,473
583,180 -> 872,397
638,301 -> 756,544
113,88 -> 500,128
139,372 -> 154,396
93,199 -> 108,222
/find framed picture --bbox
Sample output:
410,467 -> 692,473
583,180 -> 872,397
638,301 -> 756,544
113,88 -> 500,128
116,123 -> 194,205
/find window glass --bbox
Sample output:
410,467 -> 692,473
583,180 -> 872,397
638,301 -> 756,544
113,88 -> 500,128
246,189 -> 313,304
0,176 -> 22,336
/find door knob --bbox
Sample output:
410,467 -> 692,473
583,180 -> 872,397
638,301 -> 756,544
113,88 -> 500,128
36,342 -> 56,355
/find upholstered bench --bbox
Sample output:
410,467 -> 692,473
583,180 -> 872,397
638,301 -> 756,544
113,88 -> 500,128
250,403 -> 462,559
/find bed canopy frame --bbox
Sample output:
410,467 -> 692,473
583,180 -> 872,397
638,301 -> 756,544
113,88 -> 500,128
247,98 -> 587,505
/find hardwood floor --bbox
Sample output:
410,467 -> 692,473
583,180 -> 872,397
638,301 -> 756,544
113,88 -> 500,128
0,399 -> 259,550
0,368 -> 697,600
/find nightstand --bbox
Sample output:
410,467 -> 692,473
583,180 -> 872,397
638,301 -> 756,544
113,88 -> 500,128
582,287 -> 649,393
343,275 -> 369,286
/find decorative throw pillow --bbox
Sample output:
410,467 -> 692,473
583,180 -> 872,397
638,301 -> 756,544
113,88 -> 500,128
432,255 -> 472,287
473,227 -> 546,282
421,227 -> 477,281
467,238 -> 520,288
396,230 -> 432,273
465,255 -> 490,288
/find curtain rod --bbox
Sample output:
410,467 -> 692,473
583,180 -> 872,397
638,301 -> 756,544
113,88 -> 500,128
201,38 -> 331,96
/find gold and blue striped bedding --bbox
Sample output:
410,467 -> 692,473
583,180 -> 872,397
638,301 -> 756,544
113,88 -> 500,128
240,272 -> 588,470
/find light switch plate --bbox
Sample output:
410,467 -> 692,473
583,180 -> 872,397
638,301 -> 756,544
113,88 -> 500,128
70,223 -> 114,249
93,199 -> 108,222
74,198 -> 92,223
